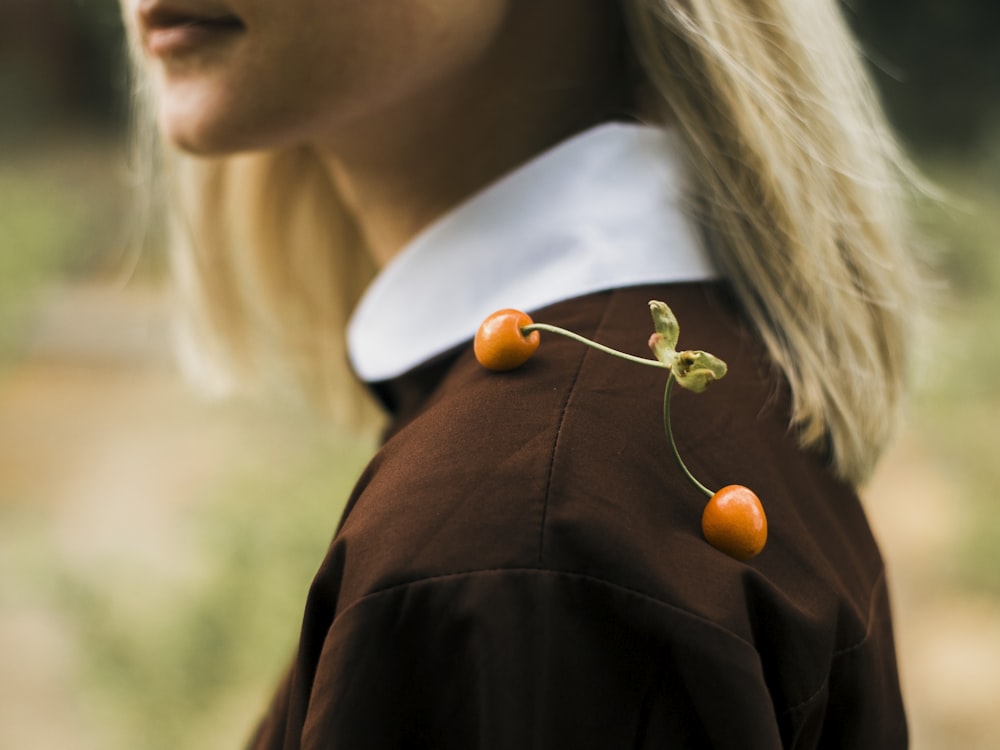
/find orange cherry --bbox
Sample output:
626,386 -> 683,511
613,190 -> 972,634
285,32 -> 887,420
701,485 -> 767,560
474,309 -> 540,371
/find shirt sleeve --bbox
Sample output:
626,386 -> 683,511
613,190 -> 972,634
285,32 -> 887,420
294,567 -> 784,750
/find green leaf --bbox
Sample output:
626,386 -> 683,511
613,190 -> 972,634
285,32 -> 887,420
673,349 -> 728,393
647,300 -> 679,365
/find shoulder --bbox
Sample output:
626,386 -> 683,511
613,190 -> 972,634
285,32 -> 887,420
311,561 -> 901,747
292,560 -> 791,748
297,284 -> 904,743
335,283 -> 881,615
334,286 -> 710,588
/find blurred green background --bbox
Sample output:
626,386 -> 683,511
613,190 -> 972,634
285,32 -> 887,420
0,2 -> 998,748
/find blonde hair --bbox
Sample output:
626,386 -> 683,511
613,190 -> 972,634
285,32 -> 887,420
136,0 -> 920,484
165,148 -> 377,426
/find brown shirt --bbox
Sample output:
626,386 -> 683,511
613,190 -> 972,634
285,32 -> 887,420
249,283 -> 906,749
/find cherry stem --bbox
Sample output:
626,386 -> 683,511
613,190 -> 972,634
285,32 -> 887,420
521,323 -> 668,369
519,322 -> 712,499
663,373 -> 714,499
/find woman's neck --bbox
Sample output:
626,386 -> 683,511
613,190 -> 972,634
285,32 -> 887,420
316,2 -> 629,268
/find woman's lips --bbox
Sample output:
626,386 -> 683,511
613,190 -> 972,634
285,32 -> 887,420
139,4 -> 246,58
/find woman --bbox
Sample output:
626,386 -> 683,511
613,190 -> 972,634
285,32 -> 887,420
124,0 -> 917,746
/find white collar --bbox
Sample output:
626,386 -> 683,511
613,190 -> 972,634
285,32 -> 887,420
347,122 -> 717,383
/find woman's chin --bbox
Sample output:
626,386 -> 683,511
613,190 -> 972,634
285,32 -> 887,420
156,108 -> 261,156
154,93 -> 307,156
162,129 -> 236,156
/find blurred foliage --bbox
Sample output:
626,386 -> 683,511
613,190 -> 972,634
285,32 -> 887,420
847,0 -> 1000,152
0,143 -> 141,364
0,170 -> 88,357
912,145 -> 1000,593
0,1 -> 134,361
0,0 -> 127,139
24,429 -> 373,750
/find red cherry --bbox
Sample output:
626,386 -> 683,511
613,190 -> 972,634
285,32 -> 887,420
701,485 -> 767,560
474,309 -> 540,371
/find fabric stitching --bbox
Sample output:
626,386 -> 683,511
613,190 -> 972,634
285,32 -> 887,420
537,294 -> 615,563
782,569 -> 888,715
783,679 -> 829,715
329,562 -> 890,719
832,568 -> 886,656
335,565 -> 759,655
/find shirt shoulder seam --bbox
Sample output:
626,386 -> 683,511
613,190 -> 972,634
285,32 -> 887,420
782,568 -> 888,715
537,293 -> 617,562
334,564 -> 758,654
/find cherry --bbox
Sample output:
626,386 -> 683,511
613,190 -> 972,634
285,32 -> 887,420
701,485 -> 768,561
475,300 -> 768,561
474,309 -> 540,371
